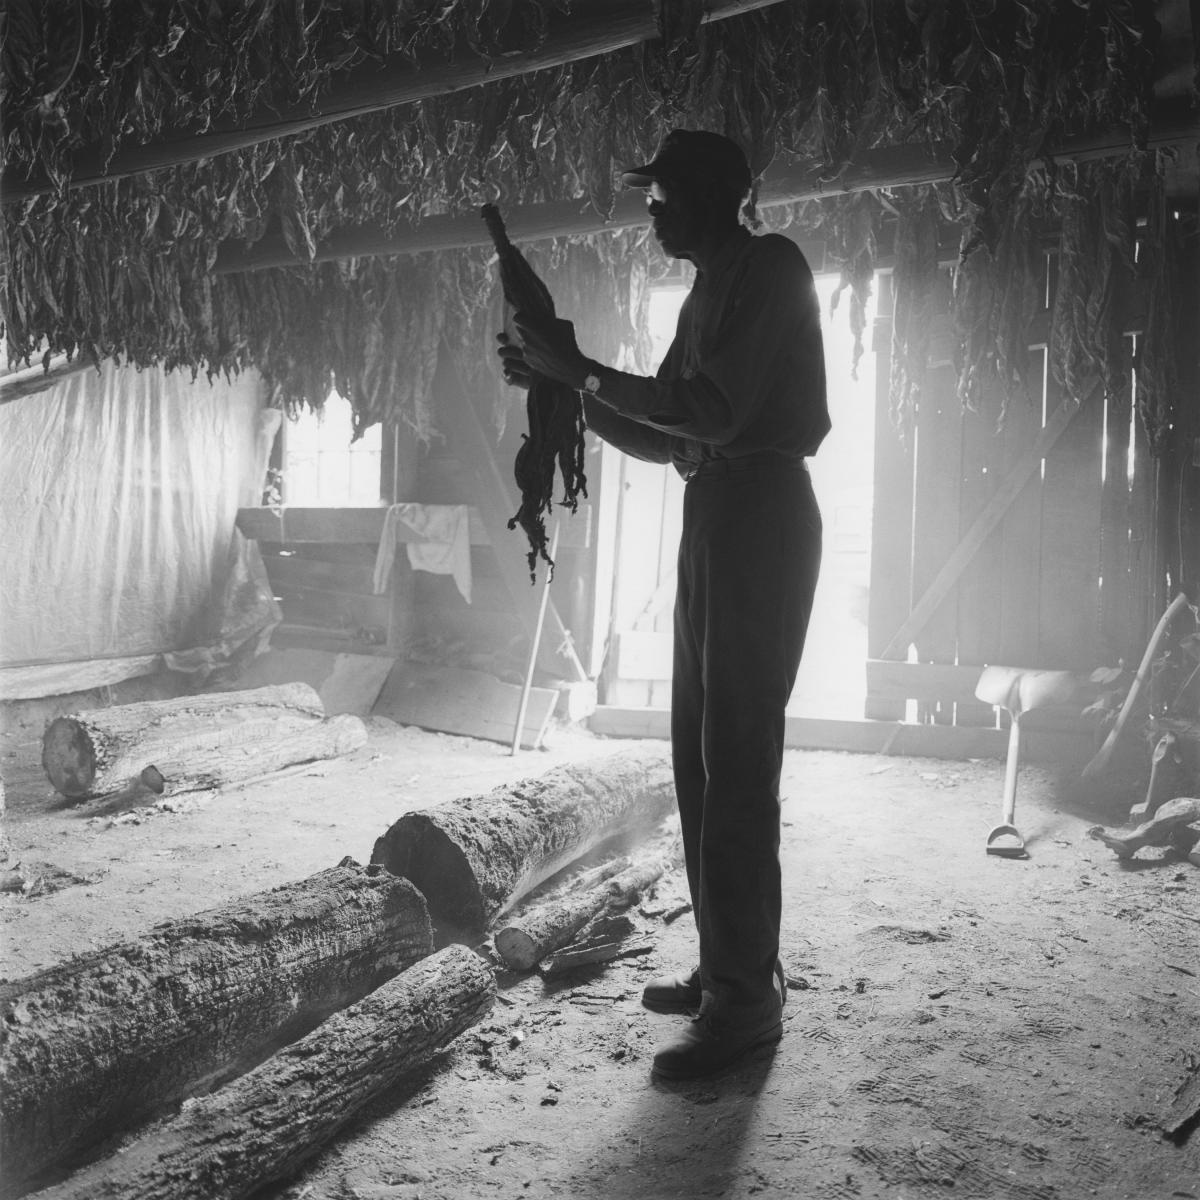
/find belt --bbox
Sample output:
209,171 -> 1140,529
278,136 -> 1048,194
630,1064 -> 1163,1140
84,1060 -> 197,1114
683,454 -> 806,482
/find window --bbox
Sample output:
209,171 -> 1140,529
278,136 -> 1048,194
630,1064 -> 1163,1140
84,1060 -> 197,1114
282,391 -> 382,506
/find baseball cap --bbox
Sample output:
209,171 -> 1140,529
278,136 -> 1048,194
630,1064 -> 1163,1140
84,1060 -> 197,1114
621,129 -> 752,193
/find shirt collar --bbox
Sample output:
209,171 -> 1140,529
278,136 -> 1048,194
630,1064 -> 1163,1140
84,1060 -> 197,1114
695,226 -> 752,284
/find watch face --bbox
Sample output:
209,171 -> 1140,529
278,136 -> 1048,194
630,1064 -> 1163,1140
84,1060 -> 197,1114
584,374 -> 601,394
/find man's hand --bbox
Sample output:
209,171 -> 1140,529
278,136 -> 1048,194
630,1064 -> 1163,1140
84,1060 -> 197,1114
497,332 -> 532,390
512,311 -> 591,388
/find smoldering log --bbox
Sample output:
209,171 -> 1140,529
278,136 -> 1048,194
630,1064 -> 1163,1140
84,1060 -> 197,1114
371,747 -> 675,935
0,861 -> 432,1193
540,912 -> 653,977
494,834 -> 680,970
41,683 -> 366,801
28,944 -> 494,1200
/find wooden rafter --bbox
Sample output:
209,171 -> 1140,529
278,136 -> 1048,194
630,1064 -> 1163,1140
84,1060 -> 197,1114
0,0 -> 785,203
0,356 -> 94,405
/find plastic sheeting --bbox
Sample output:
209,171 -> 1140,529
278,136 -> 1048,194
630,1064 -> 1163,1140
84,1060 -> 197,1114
0,361 -> 280,699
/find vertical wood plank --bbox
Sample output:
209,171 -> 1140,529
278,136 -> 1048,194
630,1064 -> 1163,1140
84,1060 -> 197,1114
997,351 -> 1046,668
1098,361 -> 1135,666
864,273 -> 913,719
1128,344 -> 1161,649
909,335 -> 963,721
386,421 -> 419,655
954,385 -> 1005,724
1037,372 -> 1104,668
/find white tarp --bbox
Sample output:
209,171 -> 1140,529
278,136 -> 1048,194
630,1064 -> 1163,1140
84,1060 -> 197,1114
0,360 -> 280,699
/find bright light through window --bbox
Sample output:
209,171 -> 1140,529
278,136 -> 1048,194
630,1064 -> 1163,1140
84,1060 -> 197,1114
283,391 -> 382,506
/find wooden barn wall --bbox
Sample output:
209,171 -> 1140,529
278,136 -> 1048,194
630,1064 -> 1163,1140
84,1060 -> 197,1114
866,239 -> 1193,726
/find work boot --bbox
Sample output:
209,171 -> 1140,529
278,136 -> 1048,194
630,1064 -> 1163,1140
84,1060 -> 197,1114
650,998 -> 783,1080
641,967 -> 702,1015
641,961 -> 788,1016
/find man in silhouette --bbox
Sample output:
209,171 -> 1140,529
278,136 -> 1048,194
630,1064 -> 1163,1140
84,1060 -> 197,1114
498,130 -> 829,1079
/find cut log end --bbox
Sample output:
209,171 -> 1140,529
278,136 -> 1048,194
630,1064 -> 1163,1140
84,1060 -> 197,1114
41,717 -> 97,798
493,927 -> 539,971
371,814 -> 483,934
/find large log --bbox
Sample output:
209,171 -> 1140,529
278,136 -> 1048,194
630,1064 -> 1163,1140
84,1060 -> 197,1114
494,833 -> 679,970
29,944 -> 494,1200
371,747 -> 675,935
0,861 -> 432,1194
41,682 -> 366,800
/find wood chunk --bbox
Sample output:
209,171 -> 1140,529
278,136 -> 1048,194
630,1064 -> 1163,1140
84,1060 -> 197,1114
1163,1058 -> 1200,1141
541,915 -> 652,978
0,862 -> 432,1192
41,683 -> 365,800
30,945 -> 494,1200
495,885 -> 612,971
371,747 -> 675,935
494,836 -> 679,970
1088,797 -> 1200,859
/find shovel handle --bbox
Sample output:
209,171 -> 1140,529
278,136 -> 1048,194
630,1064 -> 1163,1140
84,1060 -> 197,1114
1001,715 -> 1021,827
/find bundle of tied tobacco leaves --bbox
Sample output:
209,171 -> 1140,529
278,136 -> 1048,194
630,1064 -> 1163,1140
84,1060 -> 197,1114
480,203 -> 587,582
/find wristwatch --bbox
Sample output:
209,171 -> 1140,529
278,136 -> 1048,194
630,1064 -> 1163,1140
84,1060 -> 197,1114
580,369 -> 602,396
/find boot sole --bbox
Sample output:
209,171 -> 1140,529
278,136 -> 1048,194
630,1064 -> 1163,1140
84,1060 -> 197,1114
650,1022 -> 783,1081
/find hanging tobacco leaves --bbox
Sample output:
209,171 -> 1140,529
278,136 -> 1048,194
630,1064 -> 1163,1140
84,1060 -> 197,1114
481,202 -> 587,580
0,0 -> 1180,452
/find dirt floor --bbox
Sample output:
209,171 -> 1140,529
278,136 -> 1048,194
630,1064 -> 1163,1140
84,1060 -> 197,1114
2,704 -> 1198,1200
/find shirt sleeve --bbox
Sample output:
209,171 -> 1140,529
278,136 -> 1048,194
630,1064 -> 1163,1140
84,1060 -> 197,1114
585,237 -> 819,447
581,396 -> 677,465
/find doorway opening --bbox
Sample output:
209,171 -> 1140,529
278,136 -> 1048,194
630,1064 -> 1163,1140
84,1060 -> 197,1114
599,272 -> 877,719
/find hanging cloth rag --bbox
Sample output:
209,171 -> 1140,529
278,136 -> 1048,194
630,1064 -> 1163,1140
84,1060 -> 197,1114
373,503 -> 472,603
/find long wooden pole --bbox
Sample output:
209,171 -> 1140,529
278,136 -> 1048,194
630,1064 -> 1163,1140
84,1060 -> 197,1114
0,356 -> 94,405
210,110 -> 1200,274
0,0 -> 785,202
511,518 -> 561,755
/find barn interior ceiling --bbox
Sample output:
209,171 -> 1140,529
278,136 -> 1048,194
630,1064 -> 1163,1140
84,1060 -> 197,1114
1,0 -> 1196,443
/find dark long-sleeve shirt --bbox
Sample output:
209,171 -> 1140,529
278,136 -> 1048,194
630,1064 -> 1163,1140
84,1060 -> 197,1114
582,227 -> 830,477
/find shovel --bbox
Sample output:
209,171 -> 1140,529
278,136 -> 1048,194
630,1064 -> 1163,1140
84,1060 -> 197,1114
975,667 -> 1084,859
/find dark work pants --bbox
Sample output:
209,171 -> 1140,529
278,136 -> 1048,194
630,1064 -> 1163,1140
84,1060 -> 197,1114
671,459 -> 822,1015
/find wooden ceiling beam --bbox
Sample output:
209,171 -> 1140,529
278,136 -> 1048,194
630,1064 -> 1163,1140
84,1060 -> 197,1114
0,0 -> 785,203
212,108 -> 1200,274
